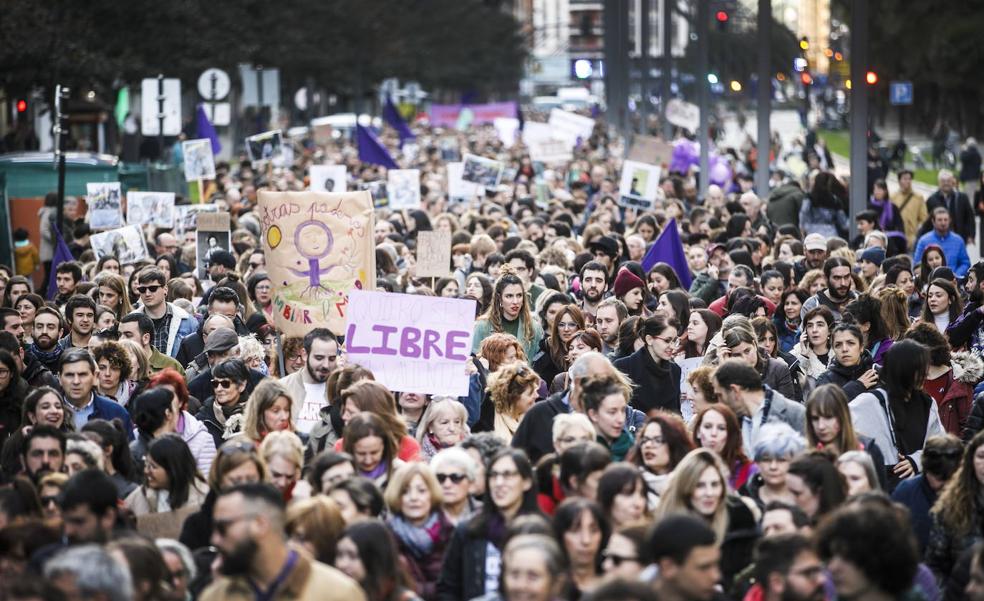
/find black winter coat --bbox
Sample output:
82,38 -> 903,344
510,392 -> 569,464
815,351 -> 874,401
0,378 -> 28,448
613,348 -> 681,415
436,520 -> 498,601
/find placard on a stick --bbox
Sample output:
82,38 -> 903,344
416,230 -> 452,278
196,212 -> 231,232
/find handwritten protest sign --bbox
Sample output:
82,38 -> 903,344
259,190 -> 375,338
345,290 -> 475,396
87,182 -> 123,230
182,139 -> 216,181
416,230 -> 452,278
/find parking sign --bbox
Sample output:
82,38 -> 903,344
890,81 -> 913,106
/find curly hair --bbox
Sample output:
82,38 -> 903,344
487,363 -> 541,416
91,341 -> 131,382
875,286 -> 911,341
933,430 -> 984,536
479,333 -> 527,372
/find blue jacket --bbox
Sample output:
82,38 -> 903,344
135,303 -> 199,358
914,230 -> 971,277
892,474 -> 938,554
90,394 -> 135,441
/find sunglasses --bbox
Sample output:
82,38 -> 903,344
212,379 -> 236,389
41,495 -> 59,506
436,473 -> 467,484
136,285 -> 162,294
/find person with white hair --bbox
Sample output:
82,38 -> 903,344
156,539 -> 197,601
740,422 -> 806,509
45,544 -> 134,601
430,446 -> 481,524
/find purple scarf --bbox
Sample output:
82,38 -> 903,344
870,196 -> 899,232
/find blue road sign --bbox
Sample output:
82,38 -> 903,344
890,81 -> 913,106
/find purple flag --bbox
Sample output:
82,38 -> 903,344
357,124 -> 399,169
383,96 -> 414,145
47,225 -> 75,301
196,104 -> 222,155
641,218 -> 693,289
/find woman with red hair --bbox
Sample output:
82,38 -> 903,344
149,368 -> 216,477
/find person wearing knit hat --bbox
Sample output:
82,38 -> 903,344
859,246 -> 885,281
613,267 -> 647,316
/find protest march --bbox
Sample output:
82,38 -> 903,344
4,10 -> 984,601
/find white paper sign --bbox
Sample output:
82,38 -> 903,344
127,192 -> 176,228
86,182 -> 123,230
182,139 -> 216,182
461,154 -> 504,189
618,160 -> 662,209
548,108 -> 595,145
309,165 -> 347,193
344,290 -> 476,396
91,225 -> 149,264
447,162 -> 483,203
493,117 -> 520,147
387,169 -> 422,210
665,99 -> 700,132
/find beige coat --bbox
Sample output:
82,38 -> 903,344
124,481 -> 208,539
200,548 -> 367,601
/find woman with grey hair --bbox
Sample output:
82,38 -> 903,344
44,545 -> 133,601
155,539 -> 197,601
430,446 -> 481,525
739,422 -> 806,509
837,450 -> 881,497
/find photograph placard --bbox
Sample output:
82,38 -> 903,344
86,182 -> 124,230
91,225 -> 149,264
127,192 -> 176,228
617,160 -> 662,210
182,139 -> 216,181
461,154 -> 504,189
387,169 -> 421,210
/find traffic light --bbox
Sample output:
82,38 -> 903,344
865,71 -> 878,85
15,99 -> 27,113
715,9 -> 729,30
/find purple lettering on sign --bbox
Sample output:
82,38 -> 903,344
346,324 -> 370,354
445,330 -> 469,361
401,327 -> 422,358
422,329 -> 443,359
371,325 -> 399,355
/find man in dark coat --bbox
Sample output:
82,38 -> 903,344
922,170 -> 975,244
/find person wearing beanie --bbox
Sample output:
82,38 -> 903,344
613,266 -> 647,316
859,246 -> 886,281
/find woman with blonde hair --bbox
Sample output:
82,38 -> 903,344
384,463 -> 454,599
653,448 -> 759,589
119,338 -> 151,385
877,285 -> 912,340
94,272 -> 132,320
287,495 -> 345,563
258,430 -> 304,500
487,362 -> 541,444
242,379 -> 294,442
415,398 -> 469,461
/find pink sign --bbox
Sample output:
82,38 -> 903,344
428,101 -> 519,128
344,290 -> 476,396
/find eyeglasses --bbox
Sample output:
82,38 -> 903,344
136,285 -> 162,294
602,551 -> 639,567
653,336 -> 678,345
639,436 -> 665,446
436,473 -> 468,484
212,378 -> 236,389
489,469 -> 520,482
557,321 -> 579,330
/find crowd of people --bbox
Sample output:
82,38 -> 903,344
2,115 -> 984,601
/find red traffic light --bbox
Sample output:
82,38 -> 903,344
715,10 -> 729,22
16,100 -> 26,113
865,71 -> 878,85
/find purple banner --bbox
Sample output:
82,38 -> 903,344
428,101 -> 519,127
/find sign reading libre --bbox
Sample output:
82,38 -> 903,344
345,290 -> 475,396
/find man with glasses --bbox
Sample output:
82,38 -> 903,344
155,232 -> 191,274
281,328 -> 340,435
118,312 -> 184,375
176,286 -> 248,368
202,483 -> 365,601
59,348 -> 133,438
132,267 -> 197,358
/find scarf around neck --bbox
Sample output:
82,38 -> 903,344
388,512 -> 443,558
